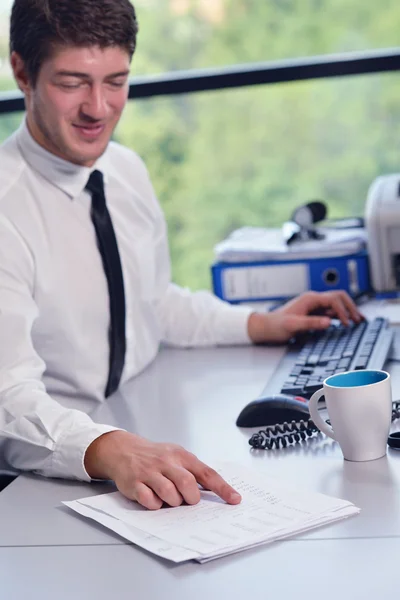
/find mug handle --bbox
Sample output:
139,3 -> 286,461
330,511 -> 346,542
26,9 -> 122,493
308,388 -> 336,440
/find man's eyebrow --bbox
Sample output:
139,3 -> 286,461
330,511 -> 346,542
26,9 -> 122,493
106,70 -> 130,78
54,70 -> 130,78
54,70 -> 91,78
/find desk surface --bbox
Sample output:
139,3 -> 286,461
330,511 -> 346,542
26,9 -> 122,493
2,538 -> 399,600
2,343 -> 400,597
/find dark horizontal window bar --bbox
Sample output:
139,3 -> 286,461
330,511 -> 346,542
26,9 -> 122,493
128,47 -> 400,100
1,47 -> 400,114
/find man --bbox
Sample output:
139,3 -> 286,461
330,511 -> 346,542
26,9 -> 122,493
0,0 -> 363,510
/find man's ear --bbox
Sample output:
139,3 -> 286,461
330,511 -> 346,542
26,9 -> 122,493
10,52 -> 33,96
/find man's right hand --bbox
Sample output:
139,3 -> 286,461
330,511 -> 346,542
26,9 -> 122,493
84,430 -> 242,510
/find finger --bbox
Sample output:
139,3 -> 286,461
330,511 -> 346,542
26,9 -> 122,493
319,294 -> 350,326
129,482 -> 163,511
288,315 -> 331,333
188,459 -> 242,505
337,291 -> 363,322
146,473 -> 184,508
162,465 -> 201,506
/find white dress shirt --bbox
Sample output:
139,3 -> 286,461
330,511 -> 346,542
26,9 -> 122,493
0,121 -> 253,481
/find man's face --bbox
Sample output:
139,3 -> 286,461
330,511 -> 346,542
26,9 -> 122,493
16,46 -> 131,166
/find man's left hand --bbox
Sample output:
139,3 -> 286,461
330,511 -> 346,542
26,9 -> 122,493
247,290 -> 364,344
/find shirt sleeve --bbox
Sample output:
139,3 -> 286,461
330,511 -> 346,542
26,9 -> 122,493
149,200 -> 254,348
0,217 -> 119,481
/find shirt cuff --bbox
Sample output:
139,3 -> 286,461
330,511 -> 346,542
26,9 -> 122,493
214,303 -> 254,346
50,423 -> 123,482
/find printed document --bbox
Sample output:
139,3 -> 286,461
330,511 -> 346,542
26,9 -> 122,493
214,227 -> 366,263
64,462 -> 360,563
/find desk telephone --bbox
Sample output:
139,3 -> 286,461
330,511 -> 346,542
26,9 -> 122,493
237,394 -> 400,451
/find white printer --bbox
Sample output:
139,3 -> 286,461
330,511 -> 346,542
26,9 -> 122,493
366,174 -> 400,293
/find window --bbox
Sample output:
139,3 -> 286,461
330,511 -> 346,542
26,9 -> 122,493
133,0 -> 400,74
0,1 -> 14,90
0,112 -> 22,142
116,73 -> 400,289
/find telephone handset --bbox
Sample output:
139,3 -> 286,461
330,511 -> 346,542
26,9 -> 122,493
249,401 -> 400,450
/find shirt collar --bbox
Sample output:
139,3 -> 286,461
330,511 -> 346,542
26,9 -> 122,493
16,118 -> 110,200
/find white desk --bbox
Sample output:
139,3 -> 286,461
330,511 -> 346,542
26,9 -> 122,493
1,344 -> 400,598
1,538 -> 399,600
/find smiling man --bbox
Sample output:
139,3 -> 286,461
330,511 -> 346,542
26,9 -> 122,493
0,0 -> 363,510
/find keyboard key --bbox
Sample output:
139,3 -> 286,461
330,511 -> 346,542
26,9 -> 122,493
307,354 -> 321,365
327,360 -> 339,370
291,366 -> 303,376
354,358 -> 369,369
338,358 -> 351,369
281,385 -> 305,395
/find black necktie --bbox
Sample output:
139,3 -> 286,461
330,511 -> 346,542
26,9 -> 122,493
86,170 -> 126,397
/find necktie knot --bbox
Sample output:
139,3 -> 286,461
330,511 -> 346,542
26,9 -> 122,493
86,170 -> 104,197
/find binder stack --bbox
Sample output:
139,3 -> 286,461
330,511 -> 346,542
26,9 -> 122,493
211,227 -> 370,304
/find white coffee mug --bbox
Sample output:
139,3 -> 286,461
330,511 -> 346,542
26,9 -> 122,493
308,369 -> 392,462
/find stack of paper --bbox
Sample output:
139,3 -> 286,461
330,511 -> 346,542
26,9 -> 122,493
214,227 -> 367,263
64,463 -> 360,563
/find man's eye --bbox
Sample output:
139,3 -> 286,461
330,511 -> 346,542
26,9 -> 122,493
59,83 -> 81,89
109,81 -> 126,88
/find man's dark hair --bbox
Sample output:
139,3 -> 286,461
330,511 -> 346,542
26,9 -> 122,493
10,0 -> 139,85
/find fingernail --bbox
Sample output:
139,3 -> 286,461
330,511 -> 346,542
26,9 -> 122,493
230,492 -> 242,503
320,317 -> 331,327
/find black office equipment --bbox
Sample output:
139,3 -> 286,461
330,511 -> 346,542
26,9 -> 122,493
269,317 -> 393,400
388,432 -> 400,449
283,201 -> 327,245
0,475 -> 15,492
236,394 -> 309,427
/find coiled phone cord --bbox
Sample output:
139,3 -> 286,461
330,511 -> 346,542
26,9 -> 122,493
249,400 -> 400,450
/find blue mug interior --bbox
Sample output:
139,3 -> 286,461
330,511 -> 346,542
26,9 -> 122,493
326,370 -> 388,388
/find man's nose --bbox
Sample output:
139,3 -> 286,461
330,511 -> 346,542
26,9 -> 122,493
82,85 -> 109,120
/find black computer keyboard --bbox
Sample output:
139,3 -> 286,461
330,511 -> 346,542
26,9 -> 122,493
273,317 -> 394,399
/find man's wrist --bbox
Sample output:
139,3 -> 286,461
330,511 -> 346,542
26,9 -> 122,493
84,430 -> 128,480
247,312 -> 270,344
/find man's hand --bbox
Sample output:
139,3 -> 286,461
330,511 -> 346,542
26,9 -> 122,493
247,290 -> 364,344
84,431 -> 242,510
